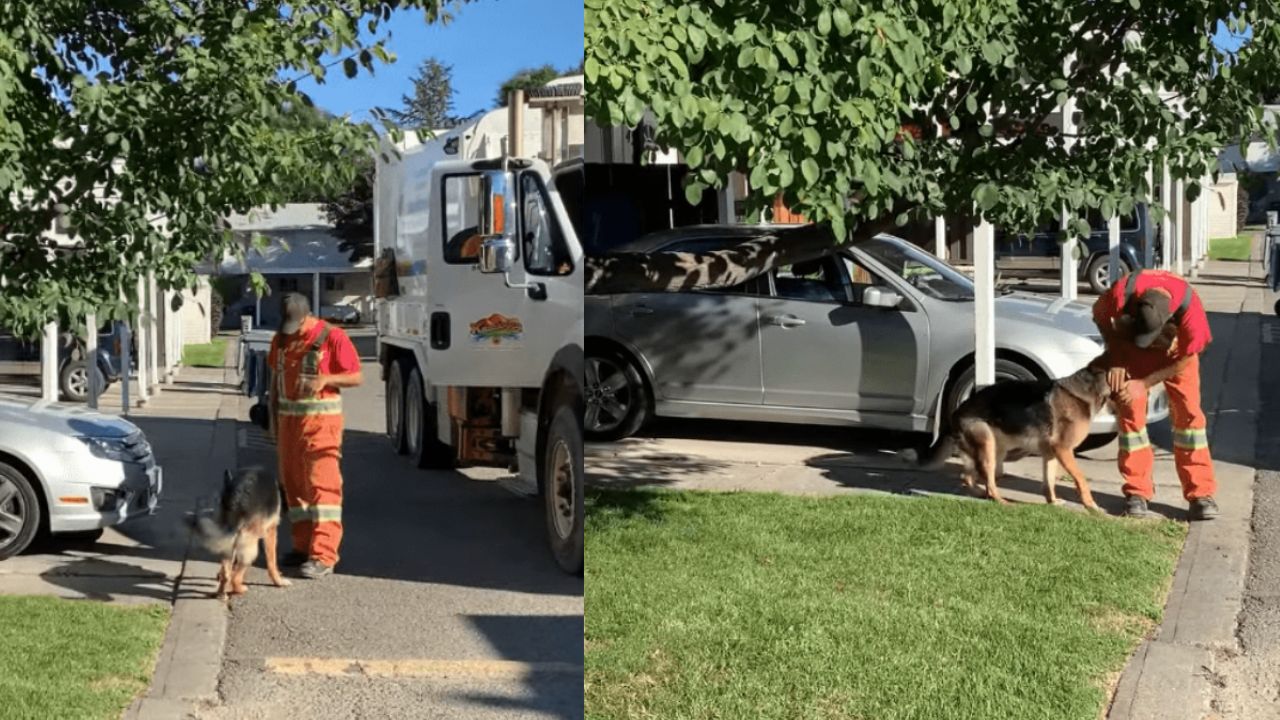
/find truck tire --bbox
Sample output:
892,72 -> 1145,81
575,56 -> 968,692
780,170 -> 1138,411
386,359 -> 409,455
405,367 -> 454,470
543,405 -> 583,575
0,462 -> 41,561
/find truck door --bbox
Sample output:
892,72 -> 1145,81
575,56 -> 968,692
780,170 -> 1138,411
426,162 -> 581,389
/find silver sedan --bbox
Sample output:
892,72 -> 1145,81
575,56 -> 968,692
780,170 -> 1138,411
0,396 -> 162,559
584,226 -> 1168,443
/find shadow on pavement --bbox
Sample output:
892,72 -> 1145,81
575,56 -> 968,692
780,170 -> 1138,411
450,615 -> 584,720
36,556 -> 173,603
237,426 -> 582,598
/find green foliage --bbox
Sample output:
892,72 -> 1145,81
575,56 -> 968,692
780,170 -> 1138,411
391,57 -> 463,133
495,64 -> 568,107
586,0 -> 1280,248
322,159 -> 376,262
0,1 -> 473,337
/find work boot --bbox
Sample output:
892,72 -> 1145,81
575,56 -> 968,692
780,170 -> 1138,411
299,560 -> 333,579
280,551 -> 308,568
1124,495 -> 1153,518
1189,496 -> 1219,521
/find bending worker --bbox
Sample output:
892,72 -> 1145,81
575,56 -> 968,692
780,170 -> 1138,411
268,293 -> 363,578
1091,269 -> 1217,520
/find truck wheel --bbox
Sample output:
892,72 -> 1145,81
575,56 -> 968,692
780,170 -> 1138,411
386,359 -> 408,455
0,462 -> 41,561
543,406 -> 583,575
1086,255 -> 1130,295
406,367 -> 454,470
59,360 -> 91,403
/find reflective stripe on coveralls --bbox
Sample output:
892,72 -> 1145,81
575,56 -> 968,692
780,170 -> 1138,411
1111,273 -> 1216,502
274,322 -> 346,566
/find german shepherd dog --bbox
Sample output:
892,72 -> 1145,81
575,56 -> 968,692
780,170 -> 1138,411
907,366 -> 1113,508
190,467 -> 291,599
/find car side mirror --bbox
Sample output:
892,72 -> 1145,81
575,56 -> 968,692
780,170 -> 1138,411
863,287 -> 903,309
478,237 -> 517,274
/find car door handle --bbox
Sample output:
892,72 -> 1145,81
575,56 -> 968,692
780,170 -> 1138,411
629,306 -> 654,317
767,315 -> 806,328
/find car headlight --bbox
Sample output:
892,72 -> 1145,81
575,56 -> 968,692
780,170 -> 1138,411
78,437 -> 131,462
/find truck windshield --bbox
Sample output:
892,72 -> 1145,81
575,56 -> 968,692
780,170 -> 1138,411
858,237 -> 975,301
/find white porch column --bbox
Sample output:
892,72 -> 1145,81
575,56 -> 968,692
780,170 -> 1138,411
86,313 -> 99,409
1059,62 -> 1078,300
1144,164 -> 1155,269
1108,215 -> 1122,285
1174,179 -> 1185,275
717,174 -> 738,224
934,216 -> 946,260
312,272 -> 321,317
1189,184 -> 1201,278
974,218 -> 996,389
1160,163 -> 1173,271
136,278 -> 150,407
147,271 -> 160,391
40,321 -> 58,402
1199,175 -> 1211,267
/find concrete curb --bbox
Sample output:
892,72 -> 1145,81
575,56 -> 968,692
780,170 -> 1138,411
126,340 -> 245,719
1106,251 -> 1264,719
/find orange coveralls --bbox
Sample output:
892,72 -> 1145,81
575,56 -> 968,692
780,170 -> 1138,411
269,318 -> 361,567
1094,270 -> 1215,502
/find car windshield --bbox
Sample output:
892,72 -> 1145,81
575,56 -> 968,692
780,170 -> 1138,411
857,237 -> 976,301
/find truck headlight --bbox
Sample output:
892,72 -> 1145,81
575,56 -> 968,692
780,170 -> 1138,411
78,437 -> 131,462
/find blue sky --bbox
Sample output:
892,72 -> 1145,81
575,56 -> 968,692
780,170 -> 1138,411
1212,19 -> 1251,53
298,0 -> 583,122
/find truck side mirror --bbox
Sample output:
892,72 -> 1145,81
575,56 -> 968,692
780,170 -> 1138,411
479,170 -> 509,238
479,237 -> 517,274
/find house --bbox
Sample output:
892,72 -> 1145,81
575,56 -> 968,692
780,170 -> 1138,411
201,203 -> 373,330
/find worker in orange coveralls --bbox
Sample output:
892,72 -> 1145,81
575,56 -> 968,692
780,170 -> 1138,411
268,293 -> 363,578
1091,269 -> 1217,520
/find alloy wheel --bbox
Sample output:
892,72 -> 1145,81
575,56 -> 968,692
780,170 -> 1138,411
0,477 -> 27,551
585,357 -> 633,434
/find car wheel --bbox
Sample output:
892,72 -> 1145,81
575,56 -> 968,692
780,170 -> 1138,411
584,349 -> 649,442
543,405 -> 583,575
1086,255 -> 1130,295
0,462 -> 41,561
1076,433 -> 1117,453
386,359 -> 408,455
1274,298 -> 1280,317
59,360 -> 91,402
406,367 -> 454,470
944,358 -> 1041,420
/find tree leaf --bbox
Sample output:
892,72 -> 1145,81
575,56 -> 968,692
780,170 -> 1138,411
801,157 -> 820,184
343,57 -> 358,78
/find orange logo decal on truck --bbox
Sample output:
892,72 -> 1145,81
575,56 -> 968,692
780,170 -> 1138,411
469,314 -> 523,346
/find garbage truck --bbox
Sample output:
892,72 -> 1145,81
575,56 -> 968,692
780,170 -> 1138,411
373,87 -> 584,574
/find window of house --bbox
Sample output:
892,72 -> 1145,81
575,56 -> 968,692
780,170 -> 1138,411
279,278 -> 299,292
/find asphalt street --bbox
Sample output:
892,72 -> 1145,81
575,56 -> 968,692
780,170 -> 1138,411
205,356 -> 583,720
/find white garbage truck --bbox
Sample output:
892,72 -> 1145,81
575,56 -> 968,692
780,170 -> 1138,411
373,89 -> 584,574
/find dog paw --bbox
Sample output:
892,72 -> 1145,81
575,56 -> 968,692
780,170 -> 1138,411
1084,503 -> 1106,514
1046,498 -> 1066,506
274,578 -> 293,588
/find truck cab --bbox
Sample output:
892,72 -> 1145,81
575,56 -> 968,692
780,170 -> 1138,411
376,151 -> 584,575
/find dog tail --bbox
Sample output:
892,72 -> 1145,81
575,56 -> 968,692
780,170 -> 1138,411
899,434 -> 958,470
188,514 -> 238,557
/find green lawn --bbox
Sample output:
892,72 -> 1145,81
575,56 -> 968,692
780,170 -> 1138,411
586,490 -> 1185,720
1208,234 -> 1253,261
0,596 -> 168,719
182,337 -> 228,368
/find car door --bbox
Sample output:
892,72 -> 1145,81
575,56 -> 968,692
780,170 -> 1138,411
610,241 -> 763,406
758,254 -> 922,415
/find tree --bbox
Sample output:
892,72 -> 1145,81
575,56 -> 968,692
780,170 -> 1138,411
0,1 -> 472,337
584,1 -> 1280,293
322,159 -> 376,263
391,57 -> 459,133
495,64 -> 562,106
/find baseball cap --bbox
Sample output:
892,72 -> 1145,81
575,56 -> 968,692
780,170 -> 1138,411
1128,291 -> 1173,349
278,292 -> 311,335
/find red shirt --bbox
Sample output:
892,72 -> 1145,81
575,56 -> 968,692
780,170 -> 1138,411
267,318 -> 361,401
1093,270 -> 1211,378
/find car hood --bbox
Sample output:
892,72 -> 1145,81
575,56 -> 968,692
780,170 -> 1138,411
0,396 -> 138,438
993,292 -> 1098,337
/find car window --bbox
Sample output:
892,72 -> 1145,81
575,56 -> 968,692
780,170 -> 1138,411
659,238 -> 760,296
771,257 -> 846,303
859,239 -> 974,301
844,256 -> 892,304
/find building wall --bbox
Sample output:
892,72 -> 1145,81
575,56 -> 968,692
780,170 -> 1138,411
179,277 -> 213,345
1207,177 -> 1239,239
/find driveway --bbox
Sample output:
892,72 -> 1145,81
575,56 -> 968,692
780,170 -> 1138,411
208,367 -> 583,720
